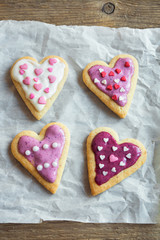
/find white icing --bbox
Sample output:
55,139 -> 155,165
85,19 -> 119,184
37,164 -> 43,171
114,78 -> 120,83
52,142 -> 58,148
103,138 -> 109,143
94,78 -> 99,83
97,146 -> 103,151
33,146 -> 39,152
100,155 -> 105,160
126,153 -> 131,159
111,167 -> 116,173
123,146 -> 129,152
99,163 -> 104,169
52,162 -> 57,167
120,87 -> 125,92
102,80 -> 107,85
102,171 -> 108,176
12,58 -> 65,111
43,144 -> 49,149
120,161 -> 125,166
44,163 -> 50,168
112,146 -> 117,151
25,150 -> 31,156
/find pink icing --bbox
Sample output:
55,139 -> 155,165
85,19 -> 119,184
48,75 -> 56,83
29,93 -> 35,99
33,77 -> 39,82
23,77 -> 30,85
92,132 -> 141,185
19,69 -> 25,75
48,67 -> 53,72
18,125 -> 65,183
34,68 -> 43,76
20,63 -> 28,70
38,96 -> 46,104
34,83 -> 43,91
49,58 -> 57,65
44,87 -> 50,93
88,58 -> 134,107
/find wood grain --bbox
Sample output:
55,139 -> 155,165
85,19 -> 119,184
0,0 -> 160,239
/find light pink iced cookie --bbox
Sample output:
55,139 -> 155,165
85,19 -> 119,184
11,122 -> 70,194
83,54 -> 138,118
10,56 -> 68,120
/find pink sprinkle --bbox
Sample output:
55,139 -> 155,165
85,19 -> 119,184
19,69 -> 25,75
34,83 -> 42,91
23,77 -> 30,85
48,75 -> 56,83
29,93 -> 35,99
33,77 -> 39,82
49,58 -> 57,65
47,67 -> 53,72
20,63 -> 28,70
44,88 -> 50,93
109,154 -> 118,162
38,96 -> 46,104
34,68 -> 43,76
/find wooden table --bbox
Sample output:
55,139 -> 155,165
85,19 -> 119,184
0,1 -> 160,239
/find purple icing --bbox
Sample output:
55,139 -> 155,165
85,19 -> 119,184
88,58 -> 134,106
18,125 -> 65,183
92,132 -> 141,185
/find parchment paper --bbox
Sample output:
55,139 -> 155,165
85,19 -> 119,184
0,20 -> 160,223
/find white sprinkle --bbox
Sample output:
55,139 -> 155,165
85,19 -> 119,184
44,163 -> 50,168
102,80 -> 107,85
126,153 -> 131,159
100,155 -> 105,160
112,146 -> 118,151
111,167 -> 116,173
52,142 -> 58,148
97,146 -> 103,151
52,162 -> 58,167
114,78 -> 120,83
99,163 -> 104,169
103,138 -> 109,143
103,171 -> 108,176
120,87 -> 125,92
123,146 -> 129,152
25,150 -> 31,156
37,165 -> 43,171
120,161 -> 125,166
43,144 -> 49,149
94,78 -> 99,83
99,68 -> 104,73
119,96 -> 125,101
33,146 -> 39,152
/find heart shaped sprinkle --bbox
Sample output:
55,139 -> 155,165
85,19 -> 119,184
91,131 -> 141,185
88,58 -> 134,107
29,93 -> 35,99
125,61 -> 130,67
103,138 -> 109,143
44,87 -> 50,93
94,78 -> 99,83
23,77 -> 30,85
102,171 -> 108,176
17,125 -> 65,183
48,75 -> 56,83
34,68 -> 43,76
109,154 -> 118,162
123,146 -> 129,152
34,83 -> 43,91
112,146 -> 118,151
99,163 -> 104,169
102,80 -> 107,85
19,69 -> 25,75
48,67 -> 53,72
100,155 -> 105,160
99,68 -> 104,73
20,63 -> 28,70
38,96 -> 46,104
33,77 -> 39,82
101,71 -> 106,77
49,58 -> 57,65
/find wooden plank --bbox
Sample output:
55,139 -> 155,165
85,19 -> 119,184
0,0 -> 159,28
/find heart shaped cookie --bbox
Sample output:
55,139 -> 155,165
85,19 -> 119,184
11,56 -> 68,120
83,54 -> 138,118
87,127 -> 147,196
11,122 -> 70,194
